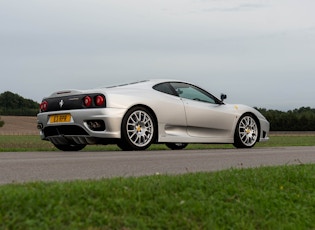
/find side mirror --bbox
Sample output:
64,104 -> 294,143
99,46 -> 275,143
220,93 -> 227,102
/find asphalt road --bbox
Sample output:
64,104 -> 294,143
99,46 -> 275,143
1,146 -> 314,185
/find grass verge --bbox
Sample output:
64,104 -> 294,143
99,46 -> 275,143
1,164 -> 314,229
0,134 -> 315,152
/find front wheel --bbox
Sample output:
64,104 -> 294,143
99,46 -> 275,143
53,144 -> 86,151
166,143 -> 188,150
233,114 -> 259,148
119,106 -> 156,151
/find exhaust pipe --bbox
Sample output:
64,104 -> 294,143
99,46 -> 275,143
37,123 -> 43,130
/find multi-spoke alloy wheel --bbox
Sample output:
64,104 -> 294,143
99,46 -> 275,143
233,114 -> 259,148
119,107 -> 156,151
166,143 -> 188,150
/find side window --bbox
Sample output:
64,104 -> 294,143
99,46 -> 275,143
153,83 -> 177,96
170,82 -> 216,104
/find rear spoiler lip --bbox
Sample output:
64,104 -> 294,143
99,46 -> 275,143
48,89 -> 84,98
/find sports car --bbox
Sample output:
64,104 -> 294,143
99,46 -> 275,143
37,79 -> 269,151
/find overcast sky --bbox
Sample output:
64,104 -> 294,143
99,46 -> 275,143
1,0 -> 314,110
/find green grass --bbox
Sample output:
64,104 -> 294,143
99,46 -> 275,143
1,135 -> 314,229
0,164 -> 314,229
0,134 -> 315,152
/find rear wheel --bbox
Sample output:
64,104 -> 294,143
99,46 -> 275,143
53,144 -> 86,151
233,114 -> 259,148
119,106 -> 156,151
166,143 -> 188,150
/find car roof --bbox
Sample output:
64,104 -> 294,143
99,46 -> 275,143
103,79 -> 190,89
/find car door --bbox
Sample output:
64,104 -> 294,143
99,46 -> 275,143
153,82 -> 188,138
170,82 -> 236,138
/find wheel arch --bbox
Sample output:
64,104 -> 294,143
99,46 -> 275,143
235,112 -> 261,141
122,104 -> 159,143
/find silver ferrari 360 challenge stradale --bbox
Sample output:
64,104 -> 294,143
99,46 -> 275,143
37,79 -> 269,151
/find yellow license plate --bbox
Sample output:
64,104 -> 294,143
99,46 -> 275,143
49,114 -> 71,123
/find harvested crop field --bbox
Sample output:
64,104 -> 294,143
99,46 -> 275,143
0,116 -> 38,135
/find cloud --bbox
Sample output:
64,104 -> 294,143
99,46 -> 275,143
0,0 -> 314,110
201,3 -> 267,13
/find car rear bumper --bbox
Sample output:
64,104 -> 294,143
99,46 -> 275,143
37,108 -> 127,144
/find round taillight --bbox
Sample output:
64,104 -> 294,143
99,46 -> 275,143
84,96 -> 92,107
95,95 -> 104,106
40,101 -> 48,112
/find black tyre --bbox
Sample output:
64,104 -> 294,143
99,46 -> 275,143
53,144 -> 86,151
119,106 -> 156,151
233,114 -> 259,148
166,143 -> 188,150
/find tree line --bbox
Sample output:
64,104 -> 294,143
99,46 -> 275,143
0,91 -> 39,116
257,107 -> 315,131
0,91 -> 314,131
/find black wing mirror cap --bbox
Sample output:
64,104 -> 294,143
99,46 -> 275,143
220,93 -> 227,102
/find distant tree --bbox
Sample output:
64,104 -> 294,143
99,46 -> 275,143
0,91 -> 39,116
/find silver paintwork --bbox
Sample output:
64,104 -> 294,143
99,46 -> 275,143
37,79 -> 269,147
